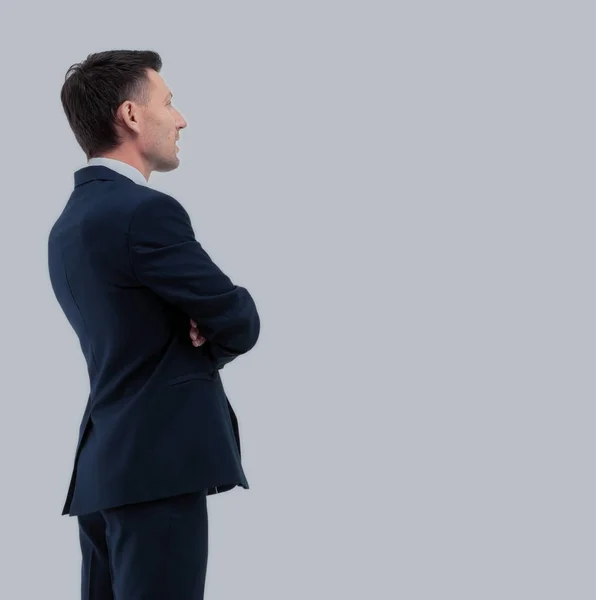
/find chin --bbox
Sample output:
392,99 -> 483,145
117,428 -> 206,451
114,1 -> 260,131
154,158 -> 179,173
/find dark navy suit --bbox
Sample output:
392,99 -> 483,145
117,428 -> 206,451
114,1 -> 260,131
48,162 -> 260,598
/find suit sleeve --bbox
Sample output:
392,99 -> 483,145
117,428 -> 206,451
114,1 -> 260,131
128,193 -> 260,369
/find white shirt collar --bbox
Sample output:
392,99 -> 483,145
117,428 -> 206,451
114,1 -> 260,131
87,157 -> 149,187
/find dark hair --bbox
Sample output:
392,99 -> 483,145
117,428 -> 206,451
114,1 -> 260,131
60,50 -> 162,159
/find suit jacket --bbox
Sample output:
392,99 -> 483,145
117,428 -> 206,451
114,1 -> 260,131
47,165 -> 260,517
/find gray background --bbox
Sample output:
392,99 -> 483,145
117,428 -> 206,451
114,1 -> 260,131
0,0 -> 593,598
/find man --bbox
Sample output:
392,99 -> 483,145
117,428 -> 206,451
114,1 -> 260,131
48,50 -> 260,599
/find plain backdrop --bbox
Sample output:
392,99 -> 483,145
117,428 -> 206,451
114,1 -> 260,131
0,1 -> 594,598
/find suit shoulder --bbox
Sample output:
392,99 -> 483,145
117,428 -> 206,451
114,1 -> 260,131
133,186 -> 185,208
130,189 -> 191,223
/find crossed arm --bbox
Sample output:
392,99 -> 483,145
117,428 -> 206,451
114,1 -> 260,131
128,193 -> 260,369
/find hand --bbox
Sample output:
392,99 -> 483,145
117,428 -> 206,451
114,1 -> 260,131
189,319 -> 206,347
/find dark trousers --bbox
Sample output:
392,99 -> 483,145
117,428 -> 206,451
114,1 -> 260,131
77,490 -> 208,599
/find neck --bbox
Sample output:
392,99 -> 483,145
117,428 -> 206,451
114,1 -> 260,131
91,149 -> 150,181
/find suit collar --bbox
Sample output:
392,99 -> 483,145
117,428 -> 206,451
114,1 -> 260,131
74,165 -> 136,188
87,157 -> 149,186
74,161 -> 149,189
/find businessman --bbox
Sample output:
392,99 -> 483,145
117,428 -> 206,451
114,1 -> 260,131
48,50 -> 260,599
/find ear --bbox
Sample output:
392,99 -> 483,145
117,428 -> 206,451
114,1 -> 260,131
117,100 -> 142,135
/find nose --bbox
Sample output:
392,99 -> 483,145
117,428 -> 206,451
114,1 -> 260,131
176,111 -> 188,131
